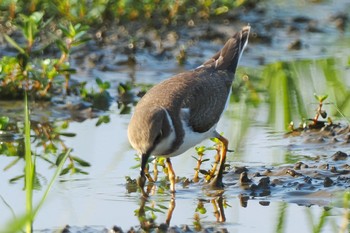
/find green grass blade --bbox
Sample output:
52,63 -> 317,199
24,92 -> 34,233
33,148 -> 71,219
4,34 -> 26,54
0,212 -> 32,233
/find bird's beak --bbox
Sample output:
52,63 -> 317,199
137,153 -> 150,197
140,153 -> 150,177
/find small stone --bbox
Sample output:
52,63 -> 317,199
239,171 -> 252,184
158,223 -> 169,232
286,169 -> 302,177
249,183 -> 258,191
331,151 -> 348,161
260,189 -> 271,197
288,39 -> 302,50
181,224 -> 192,232
216,228 -> 229,233
318,163 -> 329,170
294,161 -> 308,170
261,169 -> 272,176
61,225 -> 70,233
234,166 -> 248,174
258,177 -> 270,188
271,178 -> 283,186
167,226 -> 180,233
112,226 -> 124,233
324,177 -> 334,187
238,194 -> 249,207
330,166 -> 337,173
259,201 -> 270,206
304,176 -> 312,184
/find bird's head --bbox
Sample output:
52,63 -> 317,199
128,106 -> 171,176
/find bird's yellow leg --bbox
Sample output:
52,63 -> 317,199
207,146 -> 220,181
166,158 -> 176,193
209,134 -> 228,188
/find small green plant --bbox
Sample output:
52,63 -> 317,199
80,78 -> 112,111
311,93 -> 329,126
1,11 -> 89,99
192,145 -> 213,182
0,116 -> 10,130
117,82 -> 134,114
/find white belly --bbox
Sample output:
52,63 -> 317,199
153,108 -> 217,158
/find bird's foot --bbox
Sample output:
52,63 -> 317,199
207,175 -> 224,189
137,175 -> 149,198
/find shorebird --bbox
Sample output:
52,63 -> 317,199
128,26 -> 250,196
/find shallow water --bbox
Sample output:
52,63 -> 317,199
1,103 -> 349,232
1,0 -> 350,232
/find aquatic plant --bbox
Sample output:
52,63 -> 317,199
0,0 -> 255,26
1,11 -> 90,99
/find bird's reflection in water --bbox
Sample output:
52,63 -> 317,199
135,190 -> 227,232
135,195 -> 176,231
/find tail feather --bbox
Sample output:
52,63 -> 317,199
201,25 -> 250,73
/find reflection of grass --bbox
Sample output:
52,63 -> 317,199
339,191 -> 350,233
275,202 -> 287,233
256,57 -> 350,130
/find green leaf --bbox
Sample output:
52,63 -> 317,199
68,23 -> 76,37
58,132 -> 76,137
4,35 -> 25,54
56,153 -> 67,166
17,53 -> 29,71
30,11 -> 44,24
73,167 -> 89,175
320,94 -> 328,102
199,169 -> 209,175
45,142 -> 57,154
56,39 -> 68,53
3,157 -> 21,171
0,116 -> 9,130
60,121 -> 69,129
71,37 -> 91,47
57,68 -> 76,74
33,173 -> 42,190
96,77 -> 103,86
9,174 -> 24,183
157,204 -> 168,210
60,165 -> 71,175
96,115 -> 110,126
72,156 -> 91,167
313,93 -> 328,103
102,81 -> 111,90
215,6 -> 228,15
